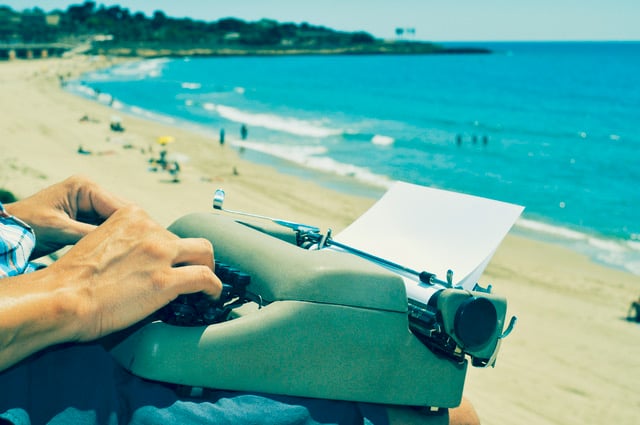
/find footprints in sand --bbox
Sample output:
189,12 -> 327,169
0,158 -> 48,182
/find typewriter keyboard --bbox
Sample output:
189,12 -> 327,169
155,262 -> 251,327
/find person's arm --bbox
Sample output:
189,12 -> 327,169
0,177 -> 221,371
0,266 -> 86,370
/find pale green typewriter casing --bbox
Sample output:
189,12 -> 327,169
111,213 -> 508,408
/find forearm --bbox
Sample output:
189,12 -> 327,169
0,269 -> 81,371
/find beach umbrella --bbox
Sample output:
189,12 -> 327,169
157,135 -> 175,145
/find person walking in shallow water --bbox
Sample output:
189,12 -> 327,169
240,124 -> 248,140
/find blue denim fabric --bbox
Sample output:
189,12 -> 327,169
0,344 -> 387,425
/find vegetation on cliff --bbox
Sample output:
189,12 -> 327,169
0,2 -> 490,56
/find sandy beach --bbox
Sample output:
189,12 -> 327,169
1,57 -> 639,425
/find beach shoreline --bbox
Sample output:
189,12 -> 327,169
2,56 -> 639,425
67,52 -> 640,279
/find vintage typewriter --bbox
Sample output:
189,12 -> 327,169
110,182 -> 520,409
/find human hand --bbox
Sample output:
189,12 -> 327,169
48,204 -> 222,341
5,175 -> 128,258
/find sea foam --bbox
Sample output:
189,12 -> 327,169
232,140 -> 393,189
87,58 -> 169,81
181,82 -> 202,90
516,218 -> 639,275
371,135 -> 395,146
203,104 -> 342,138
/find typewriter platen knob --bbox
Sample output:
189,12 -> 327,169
453,297 -> 498,350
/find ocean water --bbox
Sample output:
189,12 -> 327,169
67,42 -> 640,276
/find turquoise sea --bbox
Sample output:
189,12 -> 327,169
67,41 -> 640,276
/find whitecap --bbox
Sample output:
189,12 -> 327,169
96,92 -> 113,104
516,218 -> 585,240
108,58 -> 169,80
625,240 -> 640,251
110,100 -> 124,110
212,105 -> 342,138
586,236 -> 625,253
231,140 -> 392,189
516,218 -> 640,276
371,135 -> 395,146
181,82 -> 201,90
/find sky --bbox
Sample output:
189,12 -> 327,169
2,0 -> 639,42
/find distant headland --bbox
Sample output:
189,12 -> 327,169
0,2 -> 491,59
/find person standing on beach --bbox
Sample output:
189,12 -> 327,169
0,175 -> 478,425
219,128 -> 225,146
628,297 -> 640,322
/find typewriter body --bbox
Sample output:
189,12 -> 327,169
111,184 -> 519,409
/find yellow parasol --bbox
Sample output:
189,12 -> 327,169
157,135 -> 175,145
